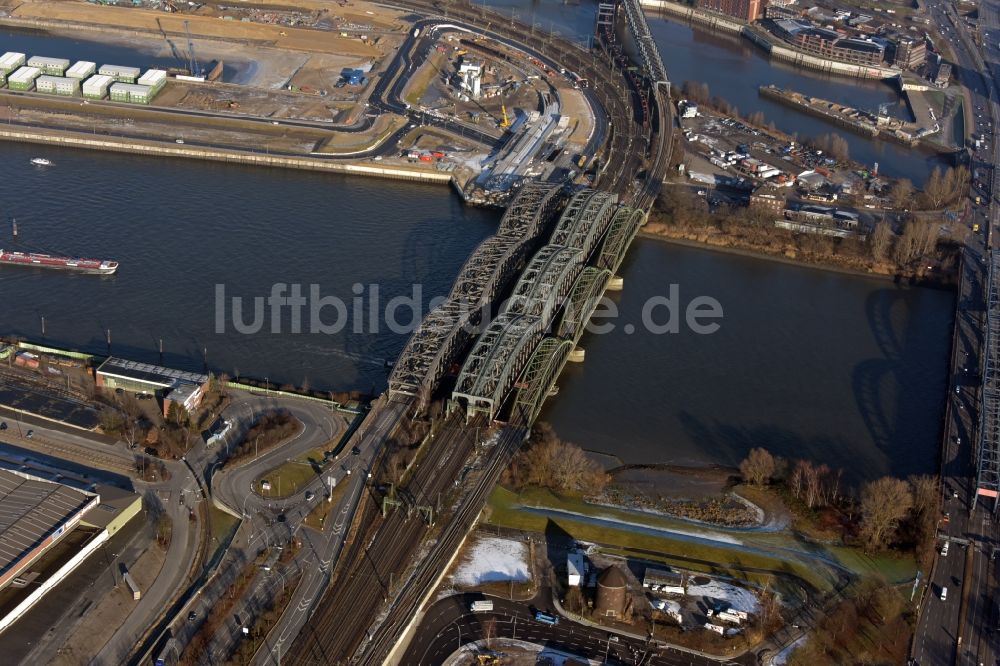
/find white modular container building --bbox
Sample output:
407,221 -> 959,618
82,74 -> 114,99
8,66 -> 42,91
27,56 -> 70,76
35,75 -> 80,96
99,64 -> 141,83
137,69 -> 167,93
0,52 -> 25,75
65,61 -> 97,79
109,82 -> 153,104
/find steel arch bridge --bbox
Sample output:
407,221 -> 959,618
511,337 -> 575,426
598,207 -> 647,275
503,245 -> 585,327
558,266 -> 614,342
388,183 -> 566,407
550,189 -> 619,257
451,313 -> 546,421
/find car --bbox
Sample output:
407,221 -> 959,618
942,541 -> 950,557
607,634 -> 619,642
304,490 -> 315,501
942,512 -> 951,525
0,422 -> 6,431
351,445 -> 361,455
941,586 -> 948,601
25,430 -> 33,439
188,611 -> 198,621
175,138 -> 185,144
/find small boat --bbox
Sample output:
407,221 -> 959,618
30,158 -> 52,167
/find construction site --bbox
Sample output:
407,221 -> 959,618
0,0 -> 599,202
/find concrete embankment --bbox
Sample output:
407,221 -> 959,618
0,126 -> 454,184
641,0 -> 899,80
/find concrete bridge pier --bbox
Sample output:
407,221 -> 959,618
607,275 -> 624,291
568,347 -> 586,363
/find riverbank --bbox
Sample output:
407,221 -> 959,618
638,222 -> 959,287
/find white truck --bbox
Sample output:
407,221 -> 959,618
470,600 -> 493,612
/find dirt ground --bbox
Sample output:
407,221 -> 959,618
50,534 -> 167,666
6,0 -> 381,57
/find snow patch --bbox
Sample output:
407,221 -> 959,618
452,536 -> 530,587
687,579 -> 760,614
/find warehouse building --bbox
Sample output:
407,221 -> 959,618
99,64 -> 141,83
82,74 -> 114,99
35,75 -> 80,96
162,382 -> 204,419
96,356 -> 208,395
137,68 -> 167,94
65,60 -> 97,80
109,82 -> 155,104
0,469 -> 98,593
7,66 -> 41,91
27,56 -> 70,76
0,52 -> 25,75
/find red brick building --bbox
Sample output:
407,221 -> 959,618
697,0 -> 763,22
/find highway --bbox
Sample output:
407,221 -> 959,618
912,1 -> 1000,665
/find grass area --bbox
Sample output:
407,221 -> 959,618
208,503 -> 239,551
403,51 -> 447,107
485,487 -> 840,593
257,442 -> 338,499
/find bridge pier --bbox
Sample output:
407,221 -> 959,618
607,275 -> 624,291
568,346 -> 586,363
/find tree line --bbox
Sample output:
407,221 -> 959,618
502,423 -> 609,495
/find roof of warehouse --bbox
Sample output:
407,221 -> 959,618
96,356 -> 207,387
0,469 -> 95,578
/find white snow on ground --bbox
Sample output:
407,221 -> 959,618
770,636 -> 806,665
452,536 -> 530,586
650,598 -> 682,614
687,578 -> 760,614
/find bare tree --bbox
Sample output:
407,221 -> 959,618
789,460 -> 807,500
859,477 -> 913,551
739,447 -> 777,486
869,221 -> 893,261
889,179 -> 914,210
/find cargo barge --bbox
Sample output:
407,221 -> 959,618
0,249 -> 118,275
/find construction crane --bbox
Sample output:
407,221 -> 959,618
499,103 -> 511,129
184,20 -> 200,78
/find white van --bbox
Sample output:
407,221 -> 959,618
941,587 -> 948,602
942,541 -> 950,557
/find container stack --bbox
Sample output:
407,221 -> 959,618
99,64 -> 141,83
137,69 -> 167,95
35,75 -> 80,96
0,52 -> 25,76
110,82 -> 153,104
82,74 -> 114,100
27,56 -> 70,76
8,66 -> 42,91
65,61 -> 97,80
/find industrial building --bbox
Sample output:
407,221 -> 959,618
163,382 -> 205,418
458,61 -> 483,98
7,66 -> 41,91
642,567 -> 686,594
99,64 -> 141,83
35,75 -> 80,96
82,74 -> 114,100
890,36 -> 926,70
137,69 -> 167,94
772,19 -> 886,66
0,469 -> 141,636
65,60 -> 97,80
27,56 -> 70,76
109,82 -> 155,104
95,356 -> 208,400
0,52 -> 25,75
0,469 -> 98,593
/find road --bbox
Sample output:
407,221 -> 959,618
912,1 -> 1000,665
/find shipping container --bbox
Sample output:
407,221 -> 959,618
99,64 -> 141,83
0,52 -> 25,75
27,56 -> 70,76
123,571 -> 141,600
65,61 -> 97,79
82,74 -> 114,99
35,75 -> 80,96
8,66 -> 41,91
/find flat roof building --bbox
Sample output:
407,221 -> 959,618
65,61 -> 97,79
697,0 -> 763,21
138,69 -> 167,91
35,75 -> 80,96
0,469 -> 98,592
27,56 -> 70,76
0,52 -> 25,75
82,74 -> 114,99
7,66 -> 41,91
99,64 -> 141,83
109,82 -> 155,104
95,357 -> 208,394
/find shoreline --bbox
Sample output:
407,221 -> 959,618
636,230 -> 959,289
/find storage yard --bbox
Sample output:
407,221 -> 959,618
0,51 -> 163,103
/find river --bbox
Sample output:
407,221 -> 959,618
0,11 -> 956,482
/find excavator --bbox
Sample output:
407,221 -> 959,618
499,102 -> 511,129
